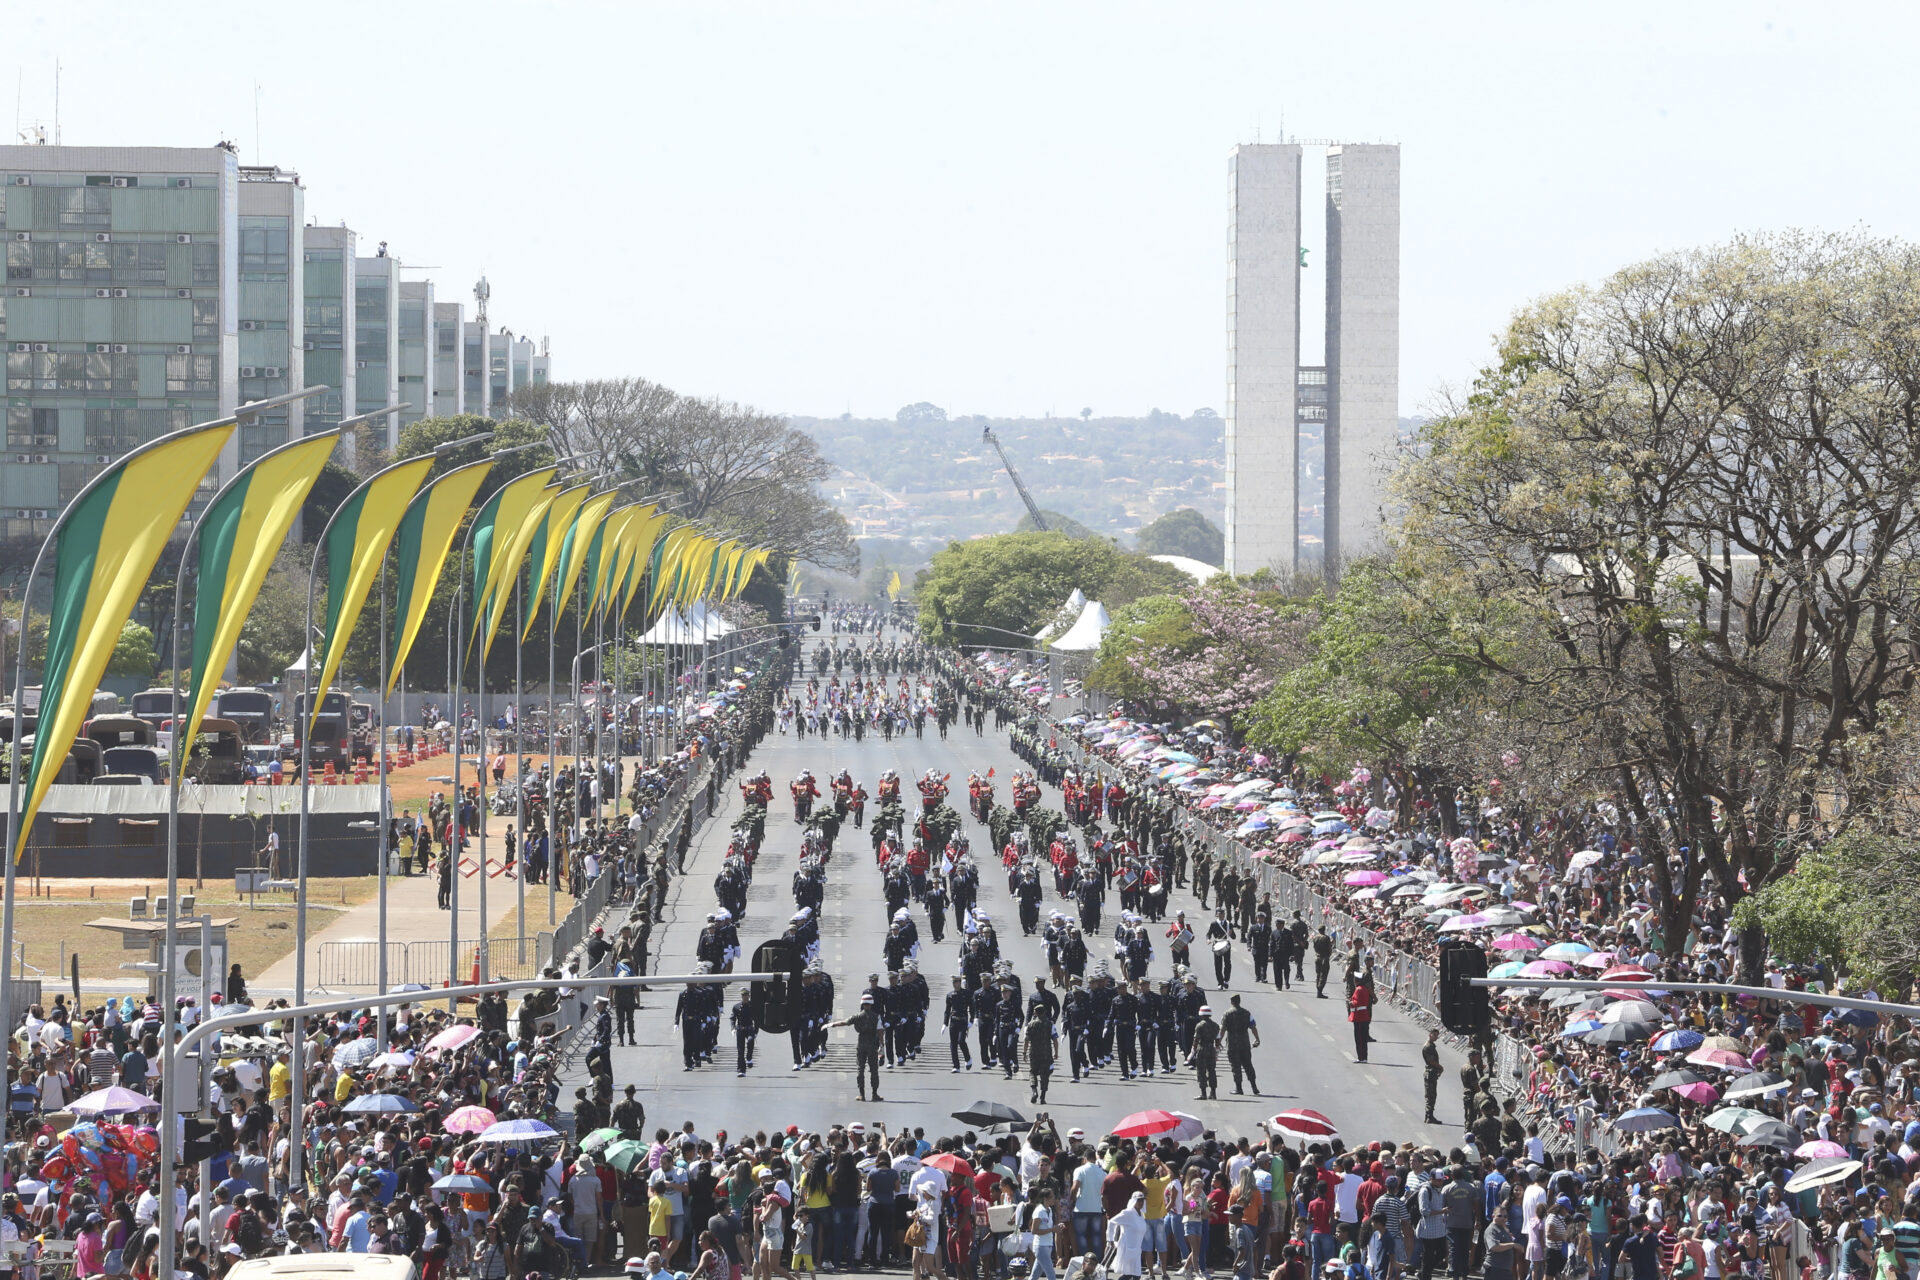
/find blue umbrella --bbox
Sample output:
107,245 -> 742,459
1313,820 -> 1349,836
1613,1107 -> 1680,1133
1652,1029 -> 1704,1053
432,1174 -> 496,1195
1831,1009 -> 1880,1028
1561,1019 -> 1603,1038
477,1117 -> 560,1144
344,1093 -> 417,1114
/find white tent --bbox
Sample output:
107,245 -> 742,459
1050,600 -> 1110,653
637,601 -> 736,646
1035,588 -> 1089,642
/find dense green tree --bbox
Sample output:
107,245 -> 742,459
1133,508 -> 1224,566
105,621 -> 158,679
914,532 -> 1189,648
1085,594 -> 1196,701
1014,509 -> 1102,540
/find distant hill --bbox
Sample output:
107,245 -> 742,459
794,410 -> 1223,556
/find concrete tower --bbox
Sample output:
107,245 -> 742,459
1224,140 -> 1400,580
1223,143 -> 1302,578
1323,144 -> 1401,571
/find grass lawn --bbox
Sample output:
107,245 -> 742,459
13,877 -> 378,993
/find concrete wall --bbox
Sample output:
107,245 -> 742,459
1224,144 -> 1302,578
1324,144 -> 1400,572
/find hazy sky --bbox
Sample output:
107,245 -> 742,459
11,3 -> 1915,419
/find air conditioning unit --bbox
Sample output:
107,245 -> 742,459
174,344 -> 191,354
175,289 -> 191,299
173,178 -> 190,189
175,234 -> 191,244
93,343 -> 110,353
111,288 -> 128,298
111,344 -> 127,353
356,360 -> 368,369
9,176 -> 27,187
93,233 -> 110,243
94,454 -> 110,464
12,455 -> 26,464
264,366 -> 281,378
12,232 -> 28,242
31,343 -> 46,352
239,366 -> 257,378
94,289 -> 111,299
31,455 -> 47,464
10,343 -> 26,353
239,320 -> 257,331
112,177 -> 130,188
11,288 -> 27,298
302,340 -> 315,351
33,510 -> 50,519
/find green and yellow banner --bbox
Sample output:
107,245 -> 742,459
181,430 -> 340,760
467,467 -> 557,657
518,483 -> 590,643
16,421 -> 232,860
478,481 -> 561,662
389,457 -> 492,695
593,505 -> 640,622
310,456 -> 436,730
552,490 -> 618,624
620,510 -> 672,620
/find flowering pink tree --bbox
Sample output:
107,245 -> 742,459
1124,585 -> 1310,722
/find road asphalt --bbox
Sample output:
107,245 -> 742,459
588,640 -> 1469,1148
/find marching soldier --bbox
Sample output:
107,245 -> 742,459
944,976 -> 974,1071
731,992 -> 758,1076
1025,1009 -> 1055,1104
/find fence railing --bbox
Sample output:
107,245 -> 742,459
315,937 -> 551,989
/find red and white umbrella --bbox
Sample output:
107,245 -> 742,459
425,1024 -> 480,1055
444,1105 -> 498,1134
1111,1110 -> 1184,1138
1266,1109 -> 1338,1138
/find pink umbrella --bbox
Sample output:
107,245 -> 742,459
1795,1140 -> 1849,1159
1351,888 -> 1380,901
1602,965 -> 1656,981
1492,934 -> 1542,951
1277,832 -> 1309,843
425,1024 -> 480,1055
1576,951 -> 1617,970
1672,1081 -> 1719,1105
445,1105 -> 498,1134
1521,959 -> 1573,977
1344,870 -> 1388,886
1686,1047 -> 1752,1071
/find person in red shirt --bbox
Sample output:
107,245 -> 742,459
1307,1182 -> 1337,1274
1356,1163 -> 1386,1224
1348,975 -> 1377,1063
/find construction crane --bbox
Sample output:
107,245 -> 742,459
982,426 -> 1049,531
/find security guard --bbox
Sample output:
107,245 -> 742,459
1024,1009 -> 1055,1104
1221,994 -> 1261,1095
832,993 -> 886,1102
1312,926 -> 1334,998
1186,1005 -> 1221,1100
1422,1028 -> 1443,1124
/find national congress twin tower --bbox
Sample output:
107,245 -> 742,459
1225,142 -> 1399,579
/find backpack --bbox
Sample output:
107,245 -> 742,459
234,1209 -> 265,1256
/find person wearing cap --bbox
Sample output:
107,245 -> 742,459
1186,1006 -> 1221,1101
832,995 -> 886,1102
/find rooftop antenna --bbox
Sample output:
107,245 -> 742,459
473,275 -> 490,328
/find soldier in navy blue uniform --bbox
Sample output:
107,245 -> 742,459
1087,968 -> 1114,1068
995,982 -> 1022,1077
731,992 -> 758,1076
1248,913 -> 1272,985
1061,977 -> 1092,1082
1175,974 -> 1204,1055
924,870 -> 949,943
1111,980 -> 1140,1079
1135,979 -> 1161,1076
1075,872 -> 1103,934
943,975 -> 974,1071
899,963 -> 929,1060
972,979 -> 999,1068
1155,979 -> 1180,1072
